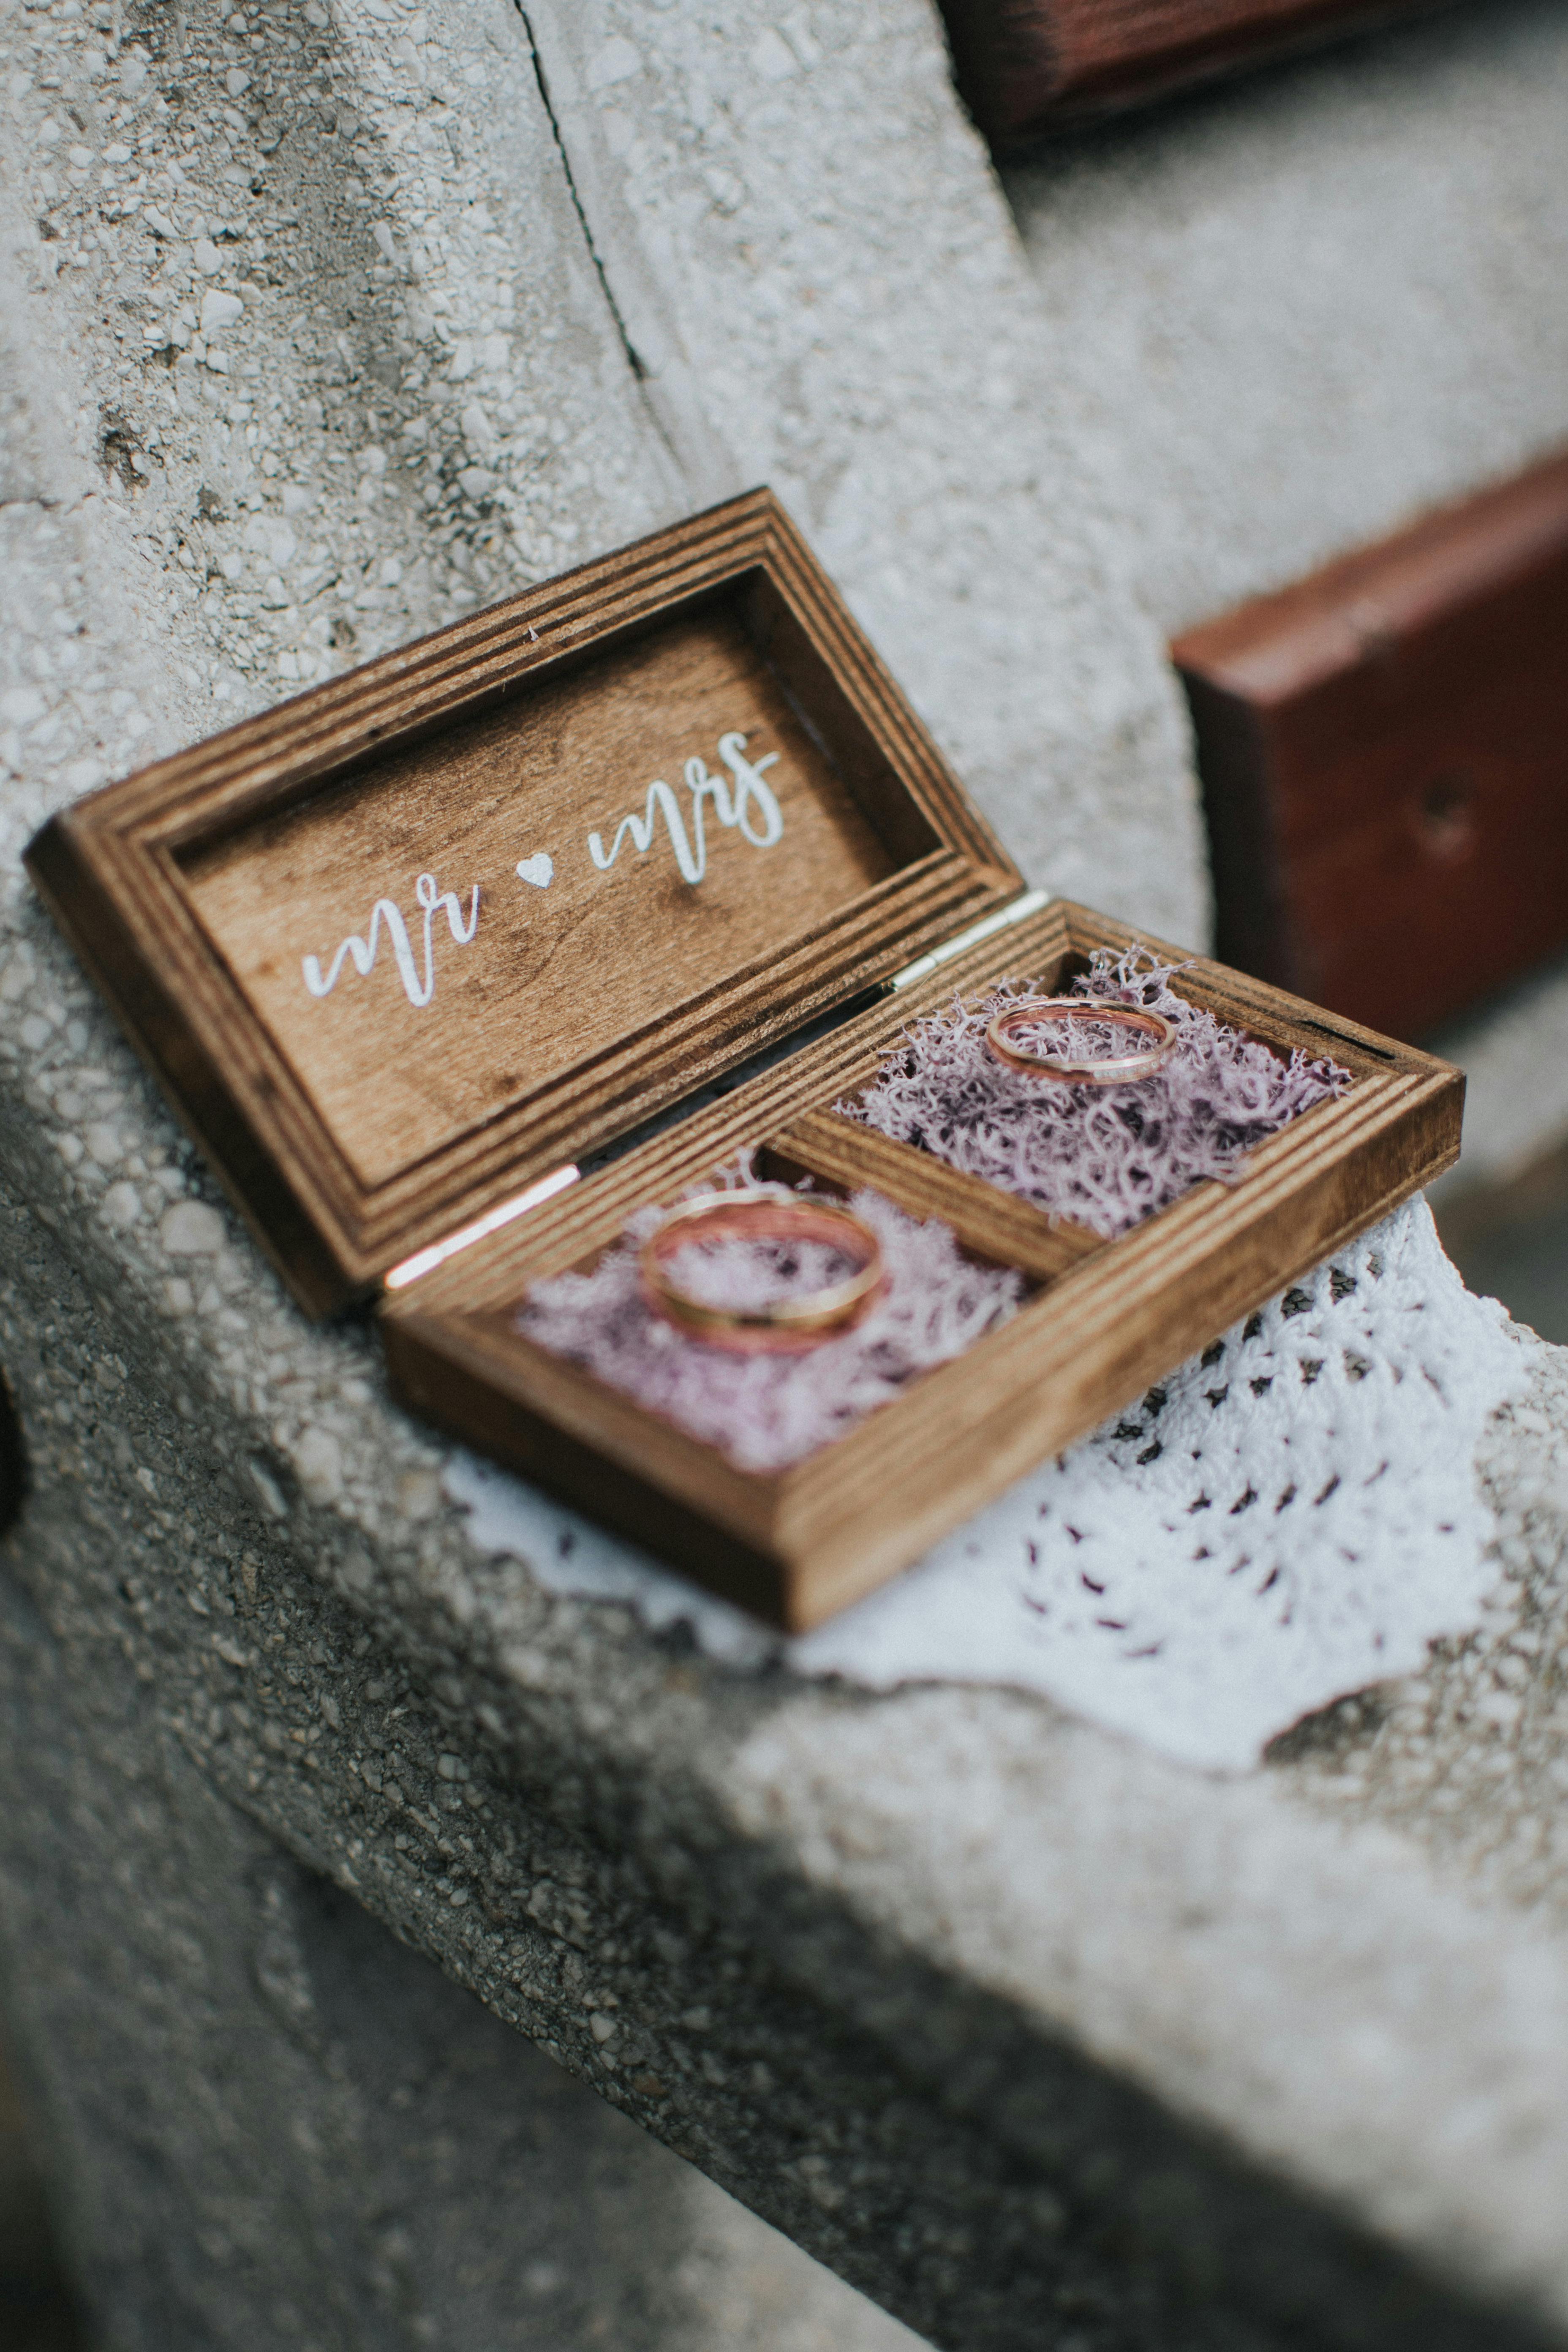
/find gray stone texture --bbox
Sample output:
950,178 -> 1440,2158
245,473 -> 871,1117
520,0 -> 1205,936
1003,0 -> 1568,1186
1005,0 -> 1568,640
0,1455 -> 919,2351
12,1155 -> 1568,2352
6,0 -> 1568,2347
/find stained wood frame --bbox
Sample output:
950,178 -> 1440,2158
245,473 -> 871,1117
27,491 -> 1462,1631
25,490 -> 1018,1315
938,0 -> 1460,150
384,900 -> 1462,1633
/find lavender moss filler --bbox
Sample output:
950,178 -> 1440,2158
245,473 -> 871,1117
518,1180 -> 1024,1474
842,948 -> 1352,1238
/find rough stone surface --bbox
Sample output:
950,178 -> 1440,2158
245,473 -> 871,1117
11,1160 -> 1568,2352
520,0 -> 1204,935
0,1476 -> 920,2352
6,0 -> 1568,2347
1005,0 -> 1568,639
1428,954 -> 1568,1199
1006,0 -> 1568,1181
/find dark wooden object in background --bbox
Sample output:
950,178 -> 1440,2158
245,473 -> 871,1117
938,0 -> 1458,148
0,2026 -> 82,2352
0,1371 -> 24,1541
1173,451 -> 1568,1043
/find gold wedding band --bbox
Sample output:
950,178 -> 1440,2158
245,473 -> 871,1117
984,997 -> 1176,1085
640,1189 -> 886,1355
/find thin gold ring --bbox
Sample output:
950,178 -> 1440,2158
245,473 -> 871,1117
640,1189 -> 886,1355
985,997 -> 1176,1085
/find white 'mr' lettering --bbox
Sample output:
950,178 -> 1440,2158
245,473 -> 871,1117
301,872 -> 481,1010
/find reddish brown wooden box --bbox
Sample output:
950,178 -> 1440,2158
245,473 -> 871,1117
938,0 -> 1458,149
1173,451 -> 1568,1043
26,490 -> 1462,1631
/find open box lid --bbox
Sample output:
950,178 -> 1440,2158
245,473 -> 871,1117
26,490 -> 1023,1315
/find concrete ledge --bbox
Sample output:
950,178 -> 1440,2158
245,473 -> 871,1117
7,1145 -> 1568,2347
6,2 -> 1568,2344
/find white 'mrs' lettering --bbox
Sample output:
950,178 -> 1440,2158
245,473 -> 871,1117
587,731 -> 783,887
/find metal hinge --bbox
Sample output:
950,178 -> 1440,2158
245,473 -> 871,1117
383,1161 -> 580,1294
383,887 -> 1052,1293
882,886 -> 1052,994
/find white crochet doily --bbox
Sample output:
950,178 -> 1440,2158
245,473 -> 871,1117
445,1201 -> 1533,1770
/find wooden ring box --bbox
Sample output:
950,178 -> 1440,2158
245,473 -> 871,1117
26,490 -> 1463,1632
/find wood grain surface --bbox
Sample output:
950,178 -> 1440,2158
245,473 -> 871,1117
384,900 -> 1463,1631
27,483 -> 1466,1630
938,0 -> 1457,147
767,1109 -> 1104,1282
26,490 -> 1018,1313
182,606 -> 894,1193
1174,449 -> 1568,1040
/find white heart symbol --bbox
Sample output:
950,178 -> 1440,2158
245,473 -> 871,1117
515,853 -> 554,889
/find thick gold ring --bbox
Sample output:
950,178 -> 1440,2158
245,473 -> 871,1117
639,1189 -> 886,1355
985,997 -> 1176,1085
